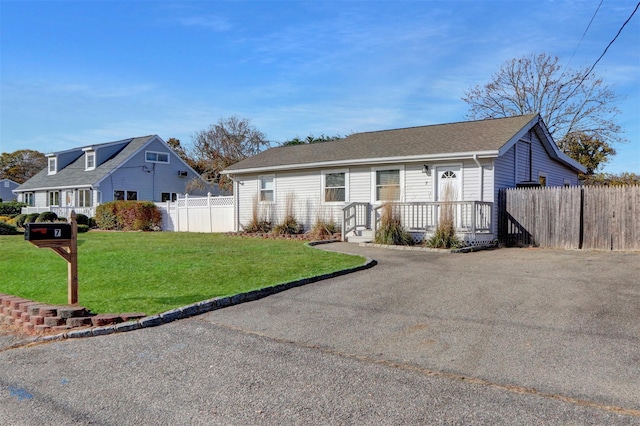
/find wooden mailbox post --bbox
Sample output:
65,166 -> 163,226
24,211 -> 79,305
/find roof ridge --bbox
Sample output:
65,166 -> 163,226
351,114 -> 538,137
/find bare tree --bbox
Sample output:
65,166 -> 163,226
462,53 -> 623,172
191,116 -> 270,190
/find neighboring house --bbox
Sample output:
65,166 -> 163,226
0,178 -> 20,202
14,135 -> 221,217
222,114 -> 586,244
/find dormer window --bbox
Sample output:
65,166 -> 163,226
48,157 -> 57,175
145,151 -> 169,164
85,152 -> 96,170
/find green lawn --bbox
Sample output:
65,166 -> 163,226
0,232 -> 364,315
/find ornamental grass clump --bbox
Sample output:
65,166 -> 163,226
242,195 -> 271,233
273,194 -> 303,235
308,217 -> 340,240
426,183 -> 462,249
374,201 -> 414,246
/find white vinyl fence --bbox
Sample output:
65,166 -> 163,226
156,194 -> 235,233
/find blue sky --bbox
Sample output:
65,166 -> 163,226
1,0 -> 638,173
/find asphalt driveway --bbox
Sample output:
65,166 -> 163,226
1,244 -> 639,424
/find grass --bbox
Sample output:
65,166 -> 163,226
0,232 -> 364,315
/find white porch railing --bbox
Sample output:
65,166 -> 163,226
21,206 -> 95,218
373,201 -> 493,234
343,201 -> 493,239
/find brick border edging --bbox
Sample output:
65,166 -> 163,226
9,241 -> 376,347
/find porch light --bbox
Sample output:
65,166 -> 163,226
422,164 -> 430,174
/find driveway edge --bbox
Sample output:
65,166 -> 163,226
8,242 -> 375,347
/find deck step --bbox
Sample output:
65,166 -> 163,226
346,230 -> 374,243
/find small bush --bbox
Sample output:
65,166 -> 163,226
24,213 -> 40,224
0,222 -> 17,235
14,214 -> 27,228
75,213 -> 90,226
36,211 -> 58,222
0,201 -> 26,216
77,224 -> 90,233
273,217 -> 303,235
95,201 -> 162,231
0,215 -> 12,223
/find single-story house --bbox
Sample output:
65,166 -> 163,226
0,178 -> 20,202
14,135 -> 221,218
222,114 -> 586,244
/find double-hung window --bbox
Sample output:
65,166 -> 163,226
48,191 -> 60,206
85,152 -> 96,170
259,176 -> 274,202
78,189 -> 92,207
24,192 -> 35,206
375,169 -> 401,201
323,170 -> 347,203
48,157 -> 57,175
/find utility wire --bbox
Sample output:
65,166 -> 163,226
563,1 -> 639,104
565,0 -> 603,70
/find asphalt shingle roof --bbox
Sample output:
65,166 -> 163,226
16,136 -> 156,191
225,114 -> 538,173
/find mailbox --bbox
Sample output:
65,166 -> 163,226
24,223 -> 72,241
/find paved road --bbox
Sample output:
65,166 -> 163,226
1,244 -> 639,424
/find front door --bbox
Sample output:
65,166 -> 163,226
435,166 -> 462,230
436,166 -> 461,201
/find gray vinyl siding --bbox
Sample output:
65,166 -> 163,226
100,140 -> 199,202
348,166 -> 371,203
405,163 -> 432,202
529,132 -> 579,186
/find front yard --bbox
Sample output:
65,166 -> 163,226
0,232 -> 364,315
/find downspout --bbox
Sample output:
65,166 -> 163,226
228,174 -> 240,232
473,154 -> 483,202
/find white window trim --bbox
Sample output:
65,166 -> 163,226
85,152 -> 96,170
371,165 -> 405,203
321,169 -> 349,204
48,157 -> 57,175
145,150 -> 170,164
258,175 -> 276,204
48,190 -> 60,206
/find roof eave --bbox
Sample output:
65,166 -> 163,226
222,150 -> 500,175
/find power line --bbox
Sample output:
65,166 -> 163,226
566,0 -> 603,70
564,1 -> 639,105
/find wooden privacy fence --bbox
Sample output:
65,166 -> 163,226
498,185 -> 640,251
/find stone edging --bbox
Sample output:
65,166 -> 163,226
7,241 -> 375,348
359,242 -> 497,253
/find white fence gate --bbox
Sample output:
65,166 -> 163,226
156,194 -> 235,233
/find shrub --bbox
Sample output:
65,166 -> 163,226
75,213 -> 90,226
0,222 -> 17,235
14,214 -> 27,228
24,213 -> 40,224
77,224 -> 90,233
0,201 -> 26,216
0,215 -> 11,223
36,211 -> 58,222
374,202 -> 414,246
95,201 -> 162,231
